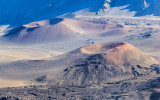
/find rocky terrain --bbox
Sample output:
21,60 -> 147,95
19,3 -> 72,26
0,0 -> 160,100
0,42 -> 159,100
1,73 -> 160,100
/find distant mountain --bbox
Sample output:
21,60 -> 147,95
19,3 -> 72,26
0,0 -> 159,27
0,0 -> 106,26
3,18 -> 128,44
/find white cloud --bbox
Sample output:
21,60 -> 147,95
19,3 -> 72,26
0,25 -> 9,36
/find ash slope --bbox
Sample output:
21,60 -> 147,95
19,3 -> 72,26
0,41 -> 158,87
55,42 -> 158,86
0,42 -> 160,100
3,18 -> 128,44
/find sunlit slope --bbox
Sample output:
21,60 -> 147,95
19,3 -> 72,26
4,18 -> 128,44
56,42 -> 158,86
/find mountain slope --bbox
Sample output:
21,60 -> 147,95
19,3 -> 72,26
0,41 -> 157,87
109,0 -> 160,17
81,42 -> 155,66
0,0 -> 159,27
0,42 -> 160,99
4,18 -> 128,44
0,0 -> 106,26
55,42 -> 158,86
